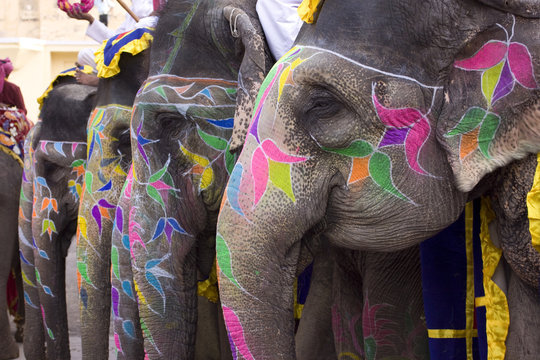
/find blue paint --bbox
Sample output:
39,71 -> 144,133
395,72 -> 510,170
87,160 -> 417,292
123,320 -> 136,339
122,234 -> 130,250
122,280 -> 135,300
206,118 -> 234,129
227,164 -> 244,217
98,180 -> 113,192
80,287 -> 88,309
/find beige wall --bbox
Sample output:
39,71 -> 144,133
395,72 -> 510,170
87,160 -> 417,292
0,0 -> 130,121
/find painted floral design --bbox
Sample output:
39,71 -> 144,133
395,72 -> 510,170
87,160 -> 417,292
447,16 -> 538,160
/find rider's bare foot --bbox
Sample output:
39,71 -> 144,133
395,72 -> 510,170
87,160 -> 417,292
75,69 -> 99,86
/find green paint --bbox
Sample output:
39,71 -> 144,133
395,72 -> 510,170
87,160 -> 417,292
478,112 -> 500,158
85,172 -> 93,194
35,268 -> 41,284
147,184 -> 165,208
252,62 -> 281,117
446,107 -> 486,137
369,152 -> 408,201
77,261 -> 93,286
216,234 -> 241,289
148,162 -> 168,183
225,145 -> 236,175
71,159 -> 85,168
322,140 -> 373,158
161,0 -> 201,74
20,188 -> 29,202
197,128 -> 228,151
47,328 -> 55,340
268,160 -> 295,202
364,336 -> 376,360
111,246 -> 120,280
155,86 -> 168,101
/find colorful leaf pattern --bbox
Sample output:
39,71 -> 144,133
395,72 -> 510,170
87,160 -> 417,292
449,17 -> 537,160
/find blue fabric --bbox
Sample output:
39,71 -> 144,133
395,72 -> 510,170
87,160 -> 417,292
103,28 -> 153,66
420,199 -> 486,360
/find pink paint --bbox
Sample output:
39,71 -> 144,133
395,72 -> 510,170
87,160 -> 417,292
72,143 -> 78,156
222,305 -> 255,360
151,180 -> 172,191
508,42 -> 538,89
114,333 -> 123,353
372,94 -> 423,128
251,147 -> 268,206
405,116 -> 430,175
261,139 -> 307,163
124,168 -> 133,199
454,40 -> 507,70
128,207 -> 146,258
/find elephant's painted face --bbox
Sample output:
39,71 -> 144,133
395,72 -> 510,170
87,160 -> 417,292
221,46 -> 463,251
221,23 -> 539,252
128,74 -> 238,315
77,105 -> 132,308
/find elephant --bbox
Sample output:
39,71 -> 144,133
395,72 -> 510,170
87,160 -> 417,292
128,0 -> 274,357
18,75 -> 96,359
216,0 -> 540,359
0,107 -> 29,359
76,41 -> 149,359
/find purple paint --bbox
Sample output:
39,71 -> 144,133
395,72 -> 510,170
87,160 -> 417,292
112,286 -> 120,317
379,127 -> 409,147
492,60 -> 514,104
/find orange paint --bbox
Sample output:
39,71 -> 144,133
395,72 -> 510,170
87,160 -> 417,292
77,270 -> 81,292
460,127 -> 479,160
99,206 -> 111,220
349,157 -> 370,184
192,164 -> 204,175
40,198 -> 50,212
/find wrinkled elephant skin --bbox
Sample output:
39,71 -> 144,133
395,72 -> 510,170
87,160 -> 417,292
129,0 -> 272,358
216,1 -> 540,359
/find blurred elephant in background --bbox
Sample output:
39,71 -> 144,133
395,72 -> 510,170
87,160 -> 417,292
18,74 -> 96,359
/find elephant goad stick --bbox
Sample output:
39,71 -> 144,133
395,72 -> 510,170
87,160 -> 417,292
116,0 -> 139,22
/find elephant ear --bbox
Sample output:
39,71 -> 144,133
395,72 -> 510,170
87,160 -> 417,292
223,5 -> 273,153
476,0 -> 540,18
437,30 -> 540,192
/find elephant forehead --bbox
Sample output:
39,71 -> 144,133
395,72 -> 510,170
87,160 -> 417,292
135,74 -> 238,107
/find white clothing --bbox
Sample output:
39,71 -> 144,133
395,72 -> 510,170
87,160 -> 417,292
95,0 -> 114,15
256,0 -> 303,60
85,0 -> 156,43
78,48 -> 98,69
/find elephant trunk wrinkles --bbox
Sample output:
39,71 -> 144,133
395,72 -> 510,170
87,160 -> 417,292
217,205 -> 306,360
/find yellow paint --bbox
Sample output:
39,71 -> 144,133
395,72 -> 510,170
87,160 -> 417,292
134,279 -> 148,307
427,329 -> 478,338
21,270 -> 35,287
78,215 -> 87,240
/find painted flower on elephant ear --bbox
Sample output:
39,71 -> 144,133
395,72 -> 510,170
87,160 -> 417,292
454,36 -> 537,108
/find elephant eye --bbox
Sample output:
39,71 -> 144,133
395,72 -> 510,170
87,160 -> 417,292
304,88 -> 344,120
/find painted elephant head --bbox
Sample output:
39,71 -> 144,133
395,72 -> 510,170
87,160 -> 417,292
77,49 -> 149,359
19,77 -> 95,358
216,0 -> 540,358
129,0 -> 272,357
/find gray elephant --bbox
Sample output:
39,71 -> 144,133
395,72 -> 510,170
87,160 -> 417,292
18,74 -> 96,359
128,0 -> 274,358
0,107 -> 29,359
76,32 -> 150,359
216,0 -> 540,359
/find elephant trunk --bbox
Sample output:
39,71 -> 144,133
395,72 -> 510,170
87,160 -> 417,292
216,197 -> 315,359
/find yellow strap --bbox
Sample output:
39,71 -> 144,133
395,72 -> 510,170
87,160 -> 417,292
0,143 -> 23,167
480,197 -> 509,360
197,259 -> 219,303
428,329 -> 478,339
526,153 -> 540,253
297,0 -> 322,24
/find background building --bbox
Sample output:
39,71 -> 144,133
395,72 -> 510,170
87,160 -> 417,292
0,0 -> 126,121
